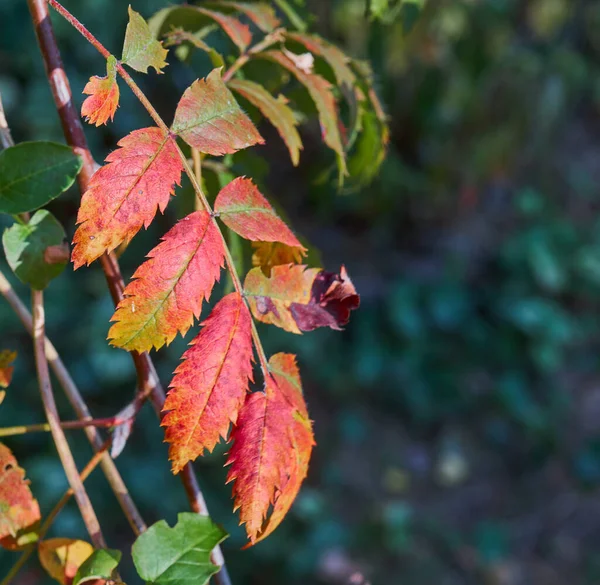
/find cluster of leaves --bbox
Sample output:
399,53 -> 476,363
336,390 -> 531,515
0,1 -> 387,583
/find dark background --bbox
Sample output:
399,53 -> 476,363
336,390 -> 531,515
3,0 -> 600,583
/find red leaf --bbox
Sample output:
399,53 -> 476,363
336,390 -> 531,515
163,292 -> 253,473
227,353 -> 314,545
0,443 -> 41,550
244,264 -> 359,334
210,1 -> 280,32
171,69 -> 264,156
71,127 -> 183,268
258,50 -> 347,180
81,56 -> 119,127
229,79 -> 303,165
0,350 -> 16,389
215,177 -> 305,248
194,7 -> 252,52
109,211 -> 224,352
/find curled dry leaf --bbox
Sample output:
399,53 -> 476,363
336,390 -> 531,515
0,350 -> 16,389
244,264 -> 359,334
38,538 -> 94,585
163,292 -> 254,473
0,443 -> 41,550
214,177 -> 305,247
109,210 -> 225,353
71,127 -> 183,268
81,56 -> 120,126
252,241 -> 306,276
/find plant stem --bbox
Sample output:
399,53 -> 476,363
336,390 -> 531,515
32,289 -> 106,548
46,0 -> 271,377
0,441 -> 110,585
29,3 -> 229,583
1,269 -> 146,537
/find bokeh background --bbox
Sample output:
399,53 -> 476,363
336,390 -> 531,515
3,0 -> 600,583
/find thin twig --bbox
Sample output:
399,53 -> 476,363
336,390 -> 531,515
0,441 -> 110,585
32,289 -> 106,548
27,3 -> 229,583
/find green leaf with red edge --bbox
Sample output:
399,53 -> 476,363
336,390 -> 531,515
38,538 -> 94,585
81,55 -> 119,126
251,353 -> 314,544
257,50 -> 347,182
171,69 -> 264,156
204,2 -> 280,32
229,79 -> 303,166
0,443 -> 41,551
251,241 -> 306,276
163,292 -> 253,473
214,177 -> 305,247
109,211 -> 224,353
0,350 -> 16,390
122,6 -> 168,73
244,264 -> 359,334
71,127 -> 183,268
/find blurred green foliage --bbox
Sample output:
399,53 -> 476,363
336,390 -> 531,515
4,0 -> 600,583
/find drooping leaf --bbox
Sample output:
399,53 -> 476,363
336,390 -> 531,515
347,109 -> 388,186
38,539 -> 94,585
204,1 -> 280,32
73,548 -> 122,585
244,264 -> 359,333
0,350 -> 16,389
257,50 -> 347,181
226,381 -> 294,542
252,241 -> 306,275
193,7 -> 252,52
0,142 -> 82,215
122,6 -> 168,73
214,177 -> 305,247
163,292 -> 253,473
164,28 -> 225,68
131,512 -> 227,585
253,353 -> 314,544
3,210 -> 68,290
171,69 -> 264,156
71,127 -> 183,268
0,443 -> 40,550
81,55 -> 120,126
229,79 -> 303,165
109,210 -> 224,353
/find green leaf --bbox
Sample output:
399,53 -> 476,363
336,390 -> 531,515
2,210 -> 68,290
122,6 -> 168,73
0,142 -> 81,214
73,548 -> 122,585
131,513 -> 227,585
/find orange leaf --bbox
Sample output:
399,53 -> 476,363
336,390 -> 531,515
0,350 -> 16,389
214,177 -> 305,247
251,241 -> 306,276
244,264 -> 359,334
71,127 -> 183,268
81,56 -> 119,127
171,68 -> 264,156
109,211 -> 224,352
229,79 -> 303,166
38,538 -> 94,585
258,50 -> 347,180
227,354 -> 314,545
163,292 -> 253,473
0,443 -> 41,550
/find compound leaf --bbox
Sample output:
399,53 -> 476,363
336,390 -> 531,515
172,69 -> 264,155
132,512 -> 227,585
0,142 -> 81,215
71,127 -> 183,268
244,264 -> 360,333
122,6 -> 168,73
109,210 -> 224,353
229,79 -> 303,165
3,210 -> 68,290
214,177 -> 305,247
163,292 -> 253,473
